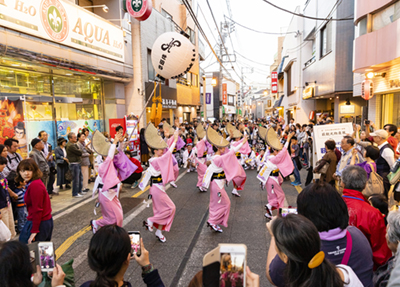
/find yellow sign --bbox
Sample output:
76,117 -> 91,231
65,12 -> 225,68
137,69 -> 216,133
303,86 -> 314,99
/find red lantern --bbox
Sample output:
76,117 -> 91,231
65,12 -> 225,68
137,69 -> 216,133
361,80 -> 374,100
309,111 -> 315,120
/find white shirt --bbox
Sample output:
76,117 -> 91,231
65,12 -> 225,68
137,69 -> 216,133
336,264 -> 364,287
378,141 -> 395,169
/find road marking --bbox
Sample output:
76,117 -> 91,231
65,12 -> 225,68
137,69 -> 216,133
53,195 -> 98,221
295,185 -> 303,193
58,171 -> 187,262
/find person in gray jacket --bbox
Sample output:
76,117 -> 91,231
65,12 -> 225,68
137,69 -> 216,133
29,138 -> 50,191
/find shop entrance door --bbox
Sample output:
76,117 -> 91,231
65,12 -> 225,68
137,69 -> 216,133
183,112 -> 191,122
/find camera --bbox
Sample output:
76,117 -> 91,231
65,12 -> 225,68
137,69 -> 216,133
365,120 -> 370,125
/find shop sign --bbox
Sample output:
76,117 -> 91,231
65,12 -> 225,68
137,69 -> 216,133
361,80 -> 374,100
389,79 -> 400,89
206,93 -> 211,105
340,105 -> 355,114
303,86 -> 314,99
267,99 -> 272,108
0,0 -> 125,62
271,71 -> 278,93
222,83 -> 228,105
126,0 -> 152,21
162,99 -> 177,109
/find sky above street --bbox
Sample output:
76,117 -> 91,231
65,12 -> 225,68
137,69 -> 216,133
197,0 -> 303,86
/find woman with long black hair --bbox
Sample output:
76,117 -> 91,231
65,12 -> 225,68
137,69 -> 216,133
268,214 -> 363,287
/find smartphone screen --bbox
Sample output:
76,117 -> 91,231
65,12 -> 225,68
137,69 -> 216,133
279,207 -> 298,217
219,246 -> 246,287
38,242 -> 55,272
128,231 -> 141,256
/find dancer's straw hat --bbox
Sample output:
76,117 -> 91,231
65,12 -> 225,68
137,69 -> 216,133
145,123 -> 168,150
265,127 -> 283,150
206,127 -> 230,148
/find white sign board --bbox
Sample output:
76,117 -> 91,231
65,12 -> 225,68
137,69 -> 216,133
313,123 -> 353,164
0,0 -> 125,62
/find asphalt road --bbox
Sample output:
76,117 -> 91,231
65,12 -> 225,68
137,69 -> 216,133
52,168 -> 301,287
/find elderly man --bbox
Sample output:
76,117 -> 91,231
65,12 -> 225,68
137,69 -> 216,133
341,166 -> 392,270
334,135 -> 364,193
29,138 -> 50,189
370,129 -> 395,198
66,132 -> 83,198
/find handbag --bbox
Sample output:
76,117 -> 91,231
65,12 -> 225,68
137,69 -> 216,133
0,220 -> 11,242
65,168 -> 73,182
363,163 -> 384,197
388,160 -> 400,185
315,159 -> 329,174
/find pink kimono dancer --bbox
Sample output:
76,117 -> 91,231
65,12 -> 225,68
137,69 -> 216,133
148,184 -> 176,231
96,191 -> 123,227
208,180 -> 230,227
196,158 -> 207,188
265,175 -> 285,209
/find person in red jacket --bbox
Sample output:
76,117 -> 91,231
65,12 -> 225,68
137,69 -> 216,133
341,165 -> 392,270
17,159 -> 53,244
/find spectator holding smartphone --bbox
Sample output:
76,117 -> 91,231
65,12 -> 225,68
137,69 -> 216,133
80,225 -> 164,287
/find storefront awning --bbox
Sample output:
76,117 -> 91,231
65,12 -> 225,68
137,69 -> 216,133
277,56 -> 288,76
273,95 -> 284,108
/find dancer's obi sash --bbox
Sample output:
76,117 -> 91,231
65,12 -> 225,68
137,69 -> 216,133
202,150 -> 246,190
139,150 -> 175,192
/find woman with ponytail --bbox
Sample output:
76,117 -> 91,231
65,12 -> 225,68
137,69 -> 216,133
80,225 -> 164,287
268,214 -> 363,287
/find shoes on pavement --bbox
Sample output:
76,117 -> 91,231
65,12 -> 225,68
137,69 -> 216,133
291,181 -> 301,186
232,189 -> 241,197
170,182 -> 177,188
143,220 -> 153,232
207,222 -> 223,233
131,181 -> 139,189
265,204 -> 274,219
52,190 -> 59,195
90,220 -> 98,234
65,184 -> 71,189
155,230 -> 166,242
73,194 -> 83,198
187,169 -> 191,173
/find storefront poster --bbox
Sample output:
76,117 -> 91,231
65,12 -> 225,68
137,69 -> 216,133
57,119 -> 102,140
26,121 -> 56,152
313,123 -> 353,165
0,99 -> 27,158
125,115 -> 140,159
109,118 -> 126,139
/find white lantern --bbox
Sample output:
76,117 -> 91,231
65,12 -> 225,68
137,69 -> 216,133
151,32 -> 196,80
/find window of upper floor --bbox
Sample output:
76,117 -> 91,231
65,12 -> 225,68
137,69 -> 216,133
186,27 -> 196,45
320,21 -> 332,58
372,2 -> 400,32
355,17 -> 368,38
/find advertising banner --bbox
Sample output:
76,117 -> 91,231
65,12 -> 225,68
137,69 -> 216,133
0,99 -> 28,158
222,83 -> 228,105
109,118 -> 125,139
313,123 -> 353,164
206,93 -> 211,105
57,119 -> 102,140
0,0 -> 125,62
26,121 -> 56,152
125,115 -> 140,159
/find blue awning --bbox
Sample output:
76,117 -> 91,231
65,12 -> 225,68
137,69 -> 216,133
273,95 -> 284,108
277,56 -> 288,75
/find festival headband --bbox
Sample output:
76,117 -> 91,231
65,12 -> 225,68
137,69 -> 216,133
308,251 -> 325,269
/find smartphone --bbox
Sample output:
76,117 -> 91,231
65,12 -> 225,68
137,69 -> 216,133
128,231 -> 141,256
38,242 -> 55,272
219,244 -> 247,287
365,120 -> 370,125
279,207 -> 298,217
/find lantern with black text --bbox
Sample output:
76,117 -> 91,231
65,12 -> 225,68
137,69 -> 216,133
361,80 -> 374,100
151,32 -> 196,80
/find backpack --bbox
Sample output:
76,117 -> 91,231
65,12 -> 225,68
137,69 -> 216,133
363,162 -> 384,197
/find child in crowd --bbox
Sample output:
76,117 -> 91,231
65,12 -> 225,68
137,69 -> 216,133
14,179 -> 27,233
123,151 -> 143,189
368,193 -> 389,226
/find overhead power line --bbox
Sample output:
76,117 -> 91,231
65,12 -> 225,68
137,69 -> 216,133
261,0 -> 353,21
236,51 -> 271,66
224,15 -> 297,35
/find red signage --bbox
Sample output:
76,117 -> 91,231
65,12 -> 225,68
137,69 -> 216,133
271,71 -> 278,94
109,118 -> 126,138
361,80 -> 374,100
222,83 -> 228,105
127,0 -> 152,21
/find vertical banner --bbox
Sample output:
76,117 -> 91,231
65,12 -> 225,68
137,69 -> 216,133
222,83 -> 228,105
206,93 -> 211,105
125,115 -> 140,159
271,71 -> 278,94
0,99 -> 28,158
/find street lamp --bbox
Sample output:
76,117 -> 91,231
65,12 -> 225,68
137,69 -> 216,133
211,78 -> 217,87
81,4 -> 109,12
263,90 -> 268,97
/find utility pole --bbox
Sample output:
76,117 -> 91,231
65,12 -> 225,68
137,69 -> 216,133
219,21 -> 223,120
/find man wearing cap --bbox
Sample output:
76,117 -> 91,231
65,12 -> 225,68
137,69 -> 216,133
370,129 -> 395,197
29,138 -> 50,190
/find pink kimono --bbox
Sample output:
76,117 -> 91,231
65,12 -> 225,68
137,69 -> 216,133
195,139 -> 208,188
203,150 -> 246,227
167,136 -> 185,180
257,146 -> 294,208
145,150 -> 177,231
